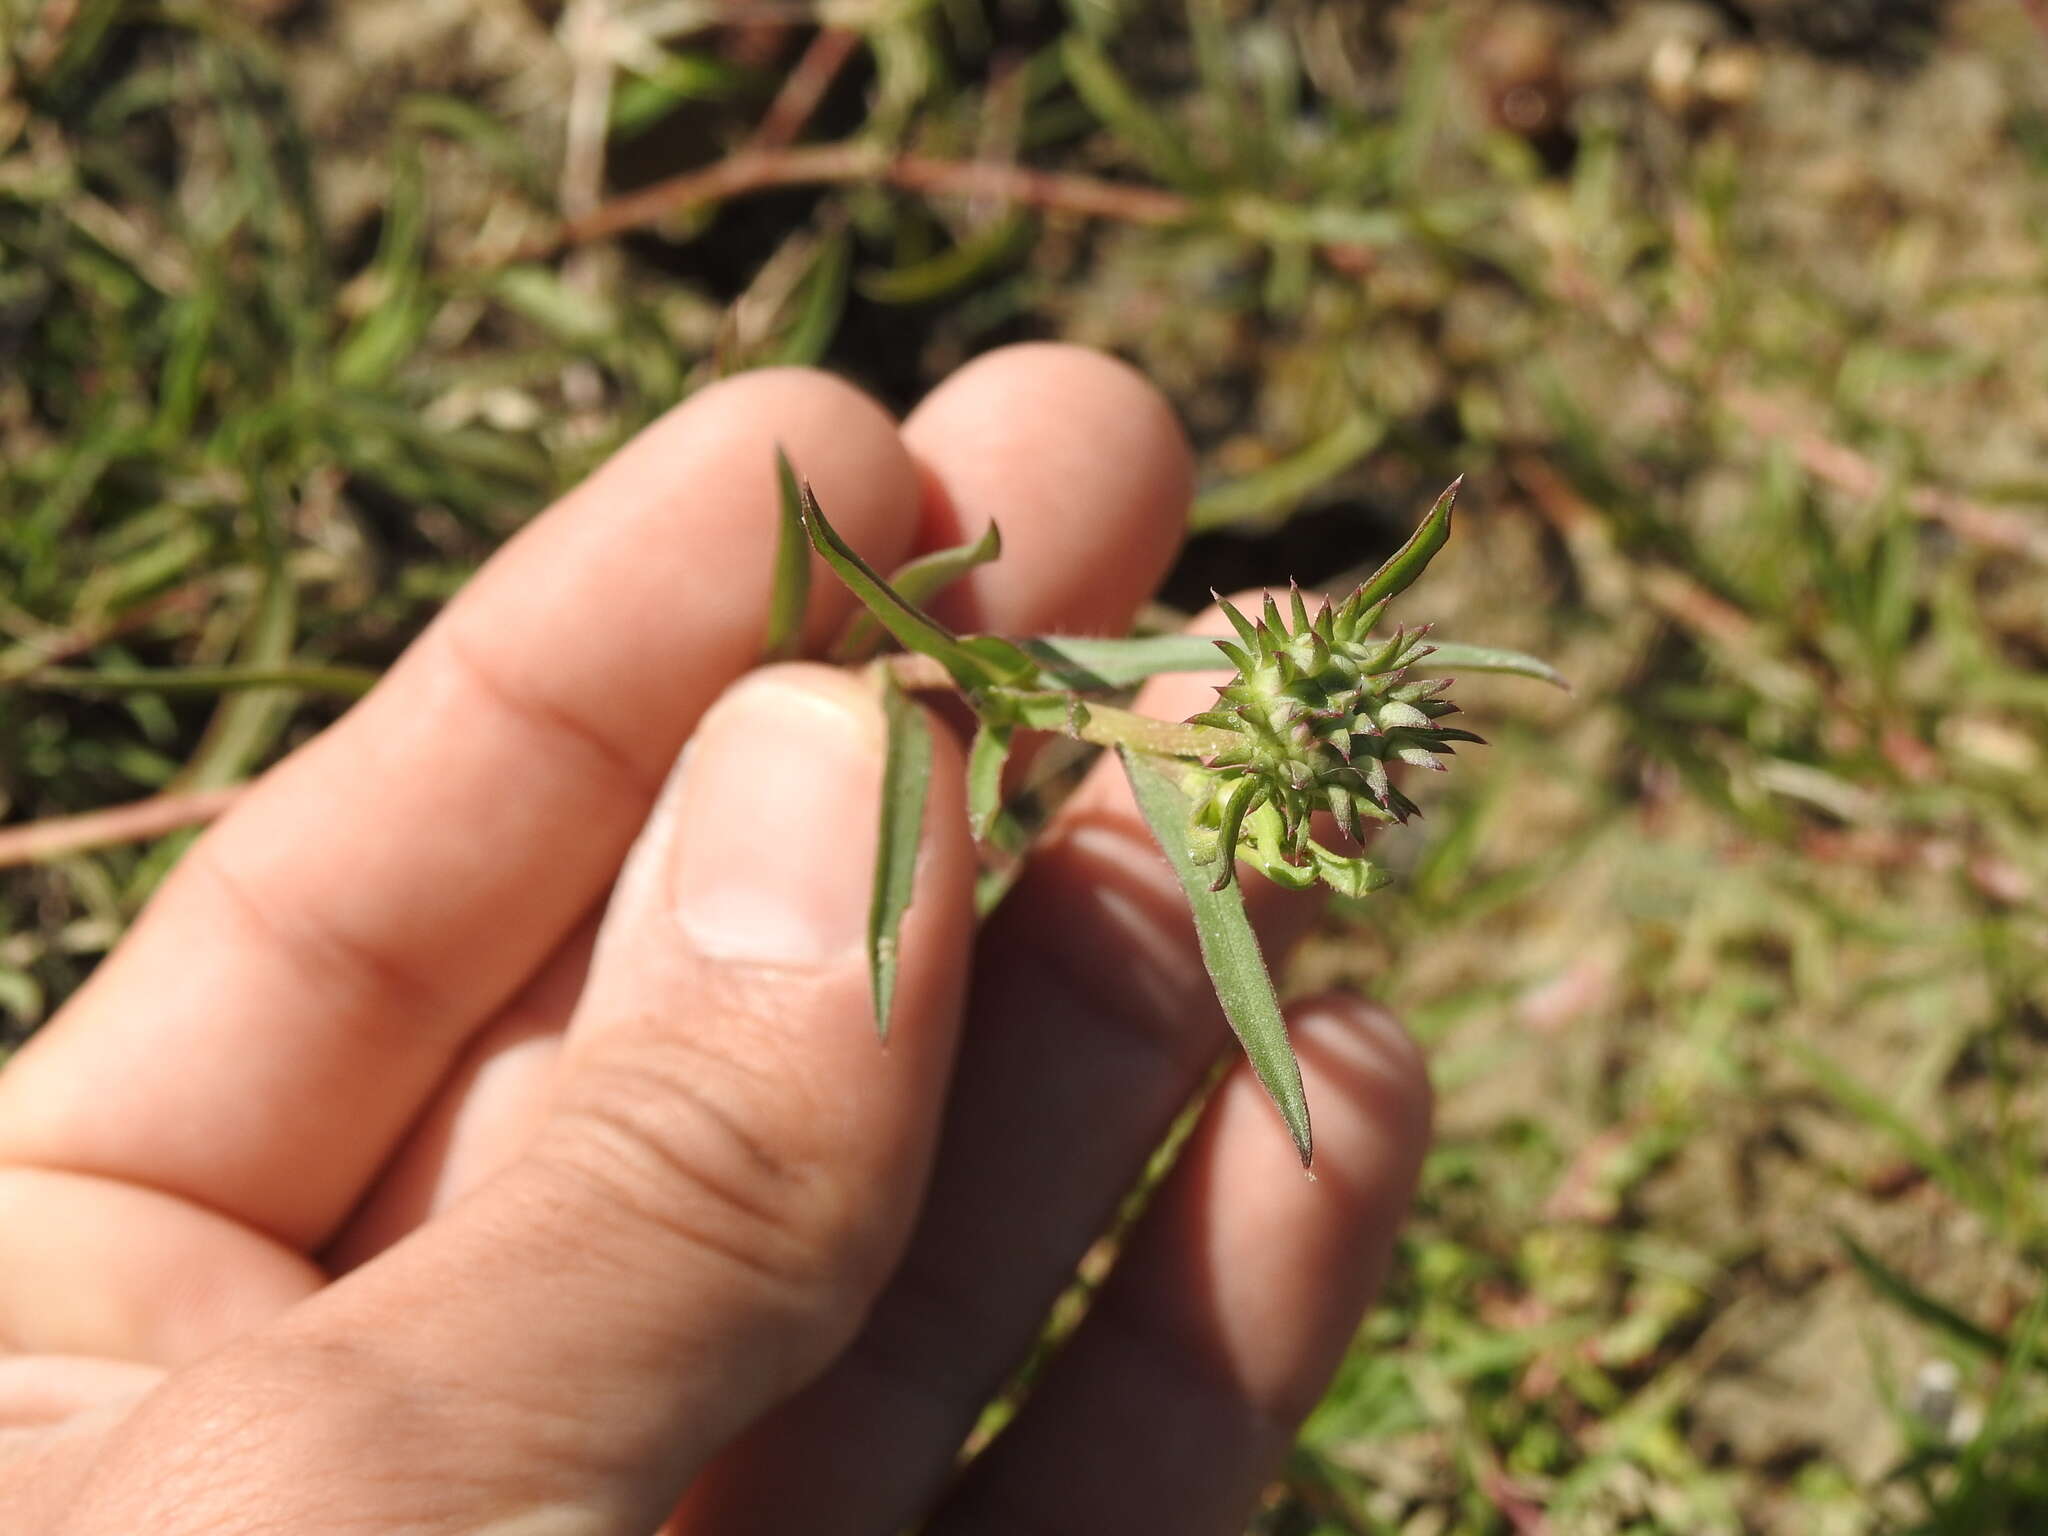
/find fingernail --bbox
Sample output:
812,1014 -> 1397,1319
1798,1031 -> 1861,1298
670,670 -> 884,968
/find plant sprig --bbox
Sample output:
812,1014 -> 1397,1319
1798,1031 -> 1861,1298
772,457 -> 1563,1165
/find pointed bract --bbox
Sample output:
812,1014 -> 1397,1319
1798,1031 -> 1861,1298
1219,597 -> 1261,650
1206,775 -> 1264,891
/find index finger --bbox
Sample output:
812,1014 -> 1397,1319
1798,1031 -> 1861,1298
0,369 -> 922,1250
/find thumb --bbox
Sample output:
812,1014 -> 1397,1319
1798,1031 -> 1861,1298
70,666 -> 976,1536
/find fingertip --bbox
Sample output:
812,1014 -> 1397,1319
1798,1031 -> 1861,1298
568,365 -> 923,653
1197,994 -> 1431,1214
903,343 -> 1190,635
674,365 -> 908,466
592,364 -> 918,525
630,659 -> 970,986
717,660 -> 973,834
709,659 -> 895,746
1128,994 -> 1429,1426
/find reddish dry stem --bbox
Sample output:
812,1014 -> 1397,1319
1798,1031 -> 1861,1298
0,786 -> 244,869
1725,389 -> 2048,563
0,580 -> 216,684
558,145 -> 1196,249
746,27 -> 863,152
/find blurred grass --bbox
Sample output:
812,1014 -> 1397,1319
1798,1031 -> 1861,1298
5,0 -> 2048,1529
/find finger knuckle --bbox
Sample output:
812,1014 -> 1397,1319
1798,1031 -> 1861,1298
538,1024 -> 886,1320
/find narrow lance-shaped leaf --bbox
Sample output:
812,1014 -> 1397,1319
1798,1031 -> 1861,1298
1020,634 -> 1221,690
1351,475 -> 1460,613
1191,412 -> 1386,534
798,476 -> 1036,694
1060,34 -> 1211,191
762,447 -> 811,661
1971,1276 -> 2048,1477
870,670 -> 932,1040
1119,747 -> 1312,1165
180,548 -> 299,791
833,521 -> 1004,663
965,719 -> 1013,843
1411,642 -> 1569,690
1786,1039 -> 2007,1232
769,227 -> 851,368
1837,1231 -> 2015,1367
1020,631 -> 1567,692
858,215 -> 1032,305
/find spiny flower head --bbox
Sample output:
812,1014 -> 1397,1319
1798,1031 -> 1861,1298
1183,580 -> 1483,896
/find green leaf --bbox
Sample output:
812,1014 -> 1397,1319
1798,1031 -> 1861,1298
1191,413 -> 1386,534
153,284 -> 220,442
1119,747 -> 1311,1164
1020,631 -> 1566,692
1414,642 -> 1570,691
799,479 -> 1036,694
857,215 -> 1032,305
1060,35 -> 1210,191
1189,0 -> 1260,179
769,228 -> 850,368
994,690 -> 1093,733
966,719 -> 1014,843
1353,476 -> 1460,612
333,146 -> 427,389
396,93 -> 551,200
1020,634 -> 1225,690
1787,1040 -> 2008,1235
1839,1232 -> 2014,1365
1954,1280 -> 2048,1508
1309,843 -> 1394,899
832,521 -> 1004,663
870,671 -> 932,1040
609,46 -> 746,137
763,447 -> 811,661
956,633 -> 1040,684
177,548 -> 299,791
1273,203 -> 1410,246
492,265 -> 619,348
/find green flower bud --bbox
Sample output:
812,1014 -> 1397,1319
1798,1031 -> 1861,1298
1183,580 -> 1483,893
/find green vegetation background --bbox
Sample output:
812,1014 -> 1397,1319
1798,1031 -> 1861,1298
4,0 -> 2047,1528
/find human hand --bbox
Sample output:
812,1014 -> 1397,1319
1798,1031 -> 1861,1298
0,344 -> 1431,1535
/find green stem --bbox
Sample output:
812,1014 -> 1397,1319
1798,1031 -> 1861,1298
881,655 -> 1233,760
1068,701 -> 1232,759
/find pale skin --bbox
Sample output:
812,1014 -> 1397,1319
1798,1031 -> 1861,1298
0,344 -> 1432,1535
